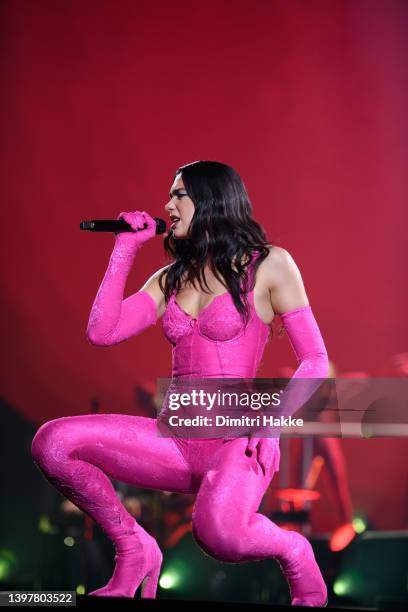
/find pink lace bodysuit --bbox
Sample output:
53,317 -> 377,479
31,240 -> 329,605
158,251 -> 281,472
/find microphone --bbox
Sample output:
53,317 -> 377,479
80,217 -> 167,235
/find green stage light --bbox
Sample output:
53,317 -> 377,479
0,559 -> 10,581
0,550 -> 16,582
352,516 -> 367,534
333,576 -> 352,596
76,584 -> 85,595
159,570 -> 180,589
63,537 -> 75,547
38,514 -> 58,534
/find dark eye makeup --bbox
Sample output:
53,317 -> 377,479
169,189 -> 188,199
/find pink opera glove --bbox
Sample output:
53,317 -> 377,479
86,210 -> 158,346
247,305 -> 329,470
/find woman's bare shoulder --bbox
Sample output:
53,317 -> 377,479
264,244 -> 290,260
138,262 -> 174,318
139,263 -> 173,289
258,245 -> 302,288
261,245 -> 309,312
260,245 -> 292,273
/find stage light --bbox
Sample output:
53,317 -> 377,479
76,584 -> 85,594
159,570 -> 180,589
63,537 -> 75,547
329,522 -> 356,551
352,516 -> 367,534
333,576 -> 352,596
0,559 -> 10,581
38,514 -> 57,534
0,550 -> 16,582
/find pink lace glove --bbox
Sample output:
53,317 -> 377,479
246,305 -> 329,473
86,211 -> 158,346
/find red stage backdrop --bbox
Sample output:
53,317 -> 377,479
1,0 -> 407,532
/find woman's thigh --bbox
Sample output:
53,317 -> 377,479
32,413 -> 195,494
193,437 -> 278,525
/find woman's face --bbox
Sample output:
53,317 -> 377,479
164,174 -> 195,239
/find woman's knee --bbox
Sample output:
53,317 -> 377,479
191,508 -> 244,563
31,417 -> 74,468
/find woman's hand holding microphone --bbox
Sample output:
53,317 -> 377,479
113,210 -> 158,254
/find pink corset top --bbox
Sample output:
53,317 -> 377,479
162,252 -> 271,378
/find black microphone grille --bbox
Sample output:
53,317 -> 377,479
154,217 -> 167,235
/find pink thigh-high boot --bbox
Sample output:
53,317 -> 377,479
31,210 -> 175,598
191,437 -> 327,607
31,414 -> 196,598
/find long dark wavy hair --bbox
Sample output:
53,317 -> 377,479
158,160 -> 277,328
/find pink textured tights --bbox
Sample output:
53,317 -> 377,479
31,413 -> 325,604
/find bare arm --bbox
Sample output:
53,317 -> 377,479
264,246 -> 328,377
138,265 -> 171,319
264,246 -> 310,314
